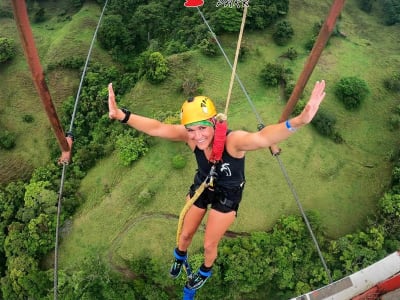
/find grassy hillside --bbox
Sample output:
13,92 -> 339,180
1,0 -> 399,276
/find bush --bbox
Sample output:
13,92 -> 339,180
116,134 -> 149,166
171,154 -> 187,169
0,130 -> 16,150
335,76 -> 370,110
145,52 -> 169,83
273,20 -> 294,46
357,0 -> 374,13
0,37 -> 16,63
383,71 -> 400,92
260,62 -> 292,87
199,37 -> 219,57
22,115 -> 34,123
282,47 -> 298,60
311,109 -> 337,138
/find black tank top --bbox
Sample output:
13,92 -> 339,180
193,132 -> 245,189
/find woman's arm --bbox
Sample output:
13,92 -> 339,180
108,83 -> 188,142
228,80 -> 326,154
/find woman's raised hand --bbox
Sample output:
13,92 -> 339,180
299,80 -> 326,124
108,83 -> 120,120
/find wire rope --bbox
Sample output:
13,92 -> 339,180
53,1 -> 110,299
196,7 -> 333,283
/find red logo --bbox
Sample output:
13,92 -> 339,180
184,0 -> 204,7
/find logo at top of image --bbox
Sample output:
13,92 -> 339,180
216,0 -> 249,8
184,0 -> 204,7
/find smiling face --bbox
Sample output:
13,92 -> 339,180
186,125 -> 215,150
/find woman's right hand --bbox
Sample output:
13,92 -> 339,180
108,83 -> 122,120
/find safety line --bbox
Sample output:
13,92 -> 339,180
53,1 -> 110,299
196,7 -> 333,283
196,7 -> 263,126
223,5 -> 247,116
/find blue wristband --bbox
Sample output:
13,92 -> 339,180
285,119 -> 297,132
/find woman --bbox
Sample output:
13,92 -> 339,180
108,80 -> 326,290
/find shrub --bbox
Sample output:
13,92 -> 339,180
0,130 -> 16,150
22,115 -> 34,123
383,71 -> 400,92
172,155 -> 187,169
260,62 -> 292,87
199,37 -> 219,57
389,115 -> 400,131
273,20 -> 294,46
0,37 -> 16,63
334,76 -> 370,110
145,52 -> 169,83
116,134 -> 149,166
282,47 -> 298,60
311,109 -> 337,138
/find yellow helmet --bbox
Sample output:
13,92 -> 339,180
180,96 -> 217,126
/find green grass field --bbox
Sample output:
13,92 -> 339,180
1,0 -> 399,273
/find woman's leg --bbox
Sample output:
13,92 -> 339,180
178,204 -> 207,251
203,209 -> 236,267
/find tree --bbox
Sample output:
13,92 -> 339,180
382,0 -> 400,25
144,52 -> 169,83
358,0 -> 374,13
335,76 -> 370,110
246,0 -> 289,30
1,254 -> 51,299
97,15 -> 131,51
116,133 -> 149,166
0,37 -> 15,63
0,130 -> 16,150
132,3 -> 168,43
260,62 -> 292,87
273,20 -> 294,46
213,7 -> 243,33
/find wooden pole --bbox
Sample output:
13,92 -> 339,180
11,0 -> 71,155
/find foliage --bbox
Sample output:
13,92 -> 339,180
0,130 -> 16,150
357,0 -> 374,13
116,132 -> 149,166
97,14 -> 132,51
199,36 -> 219,57
382,0 -> 400,25
282,47 -> 298,60
383,71 -> 400,92
22,114 -> 34,123
144,52 -> 169,83
246,0 -> 289,30
328,227 -> 386,276
334,76 -> 370,110
171,154 -> 187,169
47,56 -> 85,71
273,20 -> 294,46
0,37 -> 16,63
311,110 -> 337,139
260,62 -> 292,87
57,256 -> 136,299
213,7 -> 243,33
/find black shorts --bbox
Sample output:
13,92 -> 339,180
188,184 -> 244,214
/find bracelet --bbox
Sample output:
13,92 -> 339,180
285,119 -> 297,132
120,108 -> 131,124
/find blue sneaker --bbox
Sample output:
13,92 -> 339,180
169,248 -> 187,279
186,268 -> 212,290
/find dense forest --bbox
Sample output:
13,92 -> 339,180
0,0 -> 400,299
